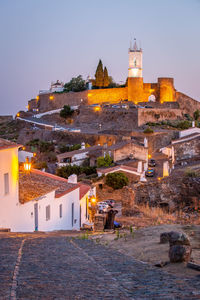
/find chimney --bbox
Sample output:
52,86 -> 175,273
81,142 -> 85,149
68,174 -> 77,184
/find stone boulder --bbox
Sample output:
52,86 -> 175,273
169,245 -> 192,263
160,231 -> 192,263
168,231 -> 190,246
160,232 -> 170,244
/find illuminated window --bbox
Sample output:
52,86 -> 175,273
4,173 -> 9,195
46,205 -> 50,221
59,204 -> 62,218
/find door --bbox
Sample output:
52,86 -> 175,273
71,203 -> 74,227
80,205 -> 82,228
34,203 -> 38,231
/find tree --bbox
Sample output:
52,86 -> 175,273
97,154 -> 113,168
94,60 -> 104,87
194,110 -> 200,121
105,172 -> 128,189
60,105 -> 73,119
103,67 -> 110,87
64,75 -> 86,92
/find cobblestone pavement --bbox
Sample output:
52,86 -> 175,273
0,235 -> 200,299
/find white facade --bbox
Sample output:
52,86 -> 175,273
18,150 -> 34,163
0,142 -> 82,232
128,39 -> 143,78
179,127 -> 200,139
0,145 -> 19,230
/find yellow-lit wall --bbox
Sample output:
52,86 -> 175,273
87,87 -> 128,105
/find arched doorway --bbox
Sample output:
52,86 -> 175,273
148,95 -> 156,102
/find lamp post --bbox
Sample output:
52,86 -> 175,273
23,157 -> 32,172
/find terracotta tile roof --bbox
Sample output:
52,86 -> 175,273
19,169 -> 79,203
79,184 -> 91,200
0,138 -> 22,151
172,133 -> 200,144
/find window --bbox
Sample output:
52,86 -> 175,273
59,204 -> 62,218
46,205 -> 50,221
4,173 -> 9,195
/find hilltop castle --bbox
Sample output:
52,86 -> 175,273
28,41 -> 200,116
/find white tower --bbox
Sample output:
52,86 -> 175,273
128,39 -> 143,78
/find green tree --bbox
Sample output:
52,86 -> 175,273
194,110 -> 200,121
97,154 -> 113,168
64,75 -> 86,92
105,172 -> 128,189
103,67 -> 110,87
95,60 -> 104,87
60,105 -> 73,119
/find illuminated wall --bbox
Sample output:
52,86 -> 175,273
87,87 -> 128,105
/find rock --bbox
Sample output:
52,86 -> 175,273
168,231 -> 190,246
169,245 -> 192,263
160,232 -> 170,244
154,261 -> 170,268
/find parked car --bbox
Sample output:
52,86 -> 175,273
145,168 -> 155,177
97,202 -> 109,213
68,128 -> 81,132
104,199 -> 116,207
121,104 -> 128,109
145,105 -> 153,108
148,159 -> 156,167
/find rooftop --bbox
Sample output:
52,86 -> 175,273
79,184 -> 91,200
57,145 -> 102,159
0,138 -> 21,151
19,169 -> 79,203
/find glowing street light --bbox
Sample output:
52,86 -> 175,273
24,157 -> 31,172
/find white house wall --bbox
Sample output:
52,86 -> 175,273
0,147 -> 19,230
11,188 -> 80,232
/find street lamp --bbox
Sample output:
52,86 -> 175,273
24,157 -> 31,172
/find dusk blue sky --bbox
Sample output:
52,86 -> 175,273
0,0 -> 200,115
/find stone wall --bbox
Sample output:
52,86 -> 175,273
176,92 -> 200,115
17,127 -> 119,148
173,137 -> 200,161
133,175 -> 200,213
0,115 -> 13,123
87,87 -> 128,104
138,108 -> 182,126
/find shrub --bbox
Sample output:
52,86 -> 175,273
33,161 -> 48,170
60,105 -> 73,119
56,165 -> 97,179
97,154 -> 113,168
177,120 -> 191,130
105,172 -> 128,189
185,168 -> 198,178
194,110 -> 200,121
143,127 -> 154,134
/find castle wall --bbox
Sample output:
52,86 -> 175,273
138,108 -> 182,126
158,78 -> 176,103
29,91 -> 88,113
128,77 -> 144,102
87,87 -> 128,105
176,92 -> 200,115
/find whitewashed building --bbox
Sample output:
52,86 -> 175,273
0,138 -> 91,232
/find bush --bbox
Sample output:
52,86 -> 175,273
177,120 -> 191,130
97,154 -> 113,168
194,110 -> 200,121
105,172 -> 128,189
143,127 -> 154,134
60,105 -> 74,119
185,169 -> 198,178
56,165 -> 97,179
33,161 -> 48,170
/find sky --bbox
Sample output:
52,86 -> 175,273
0,0 -> 200,115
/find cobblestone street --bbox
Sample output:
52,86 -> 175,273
0,234 -> 200,299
